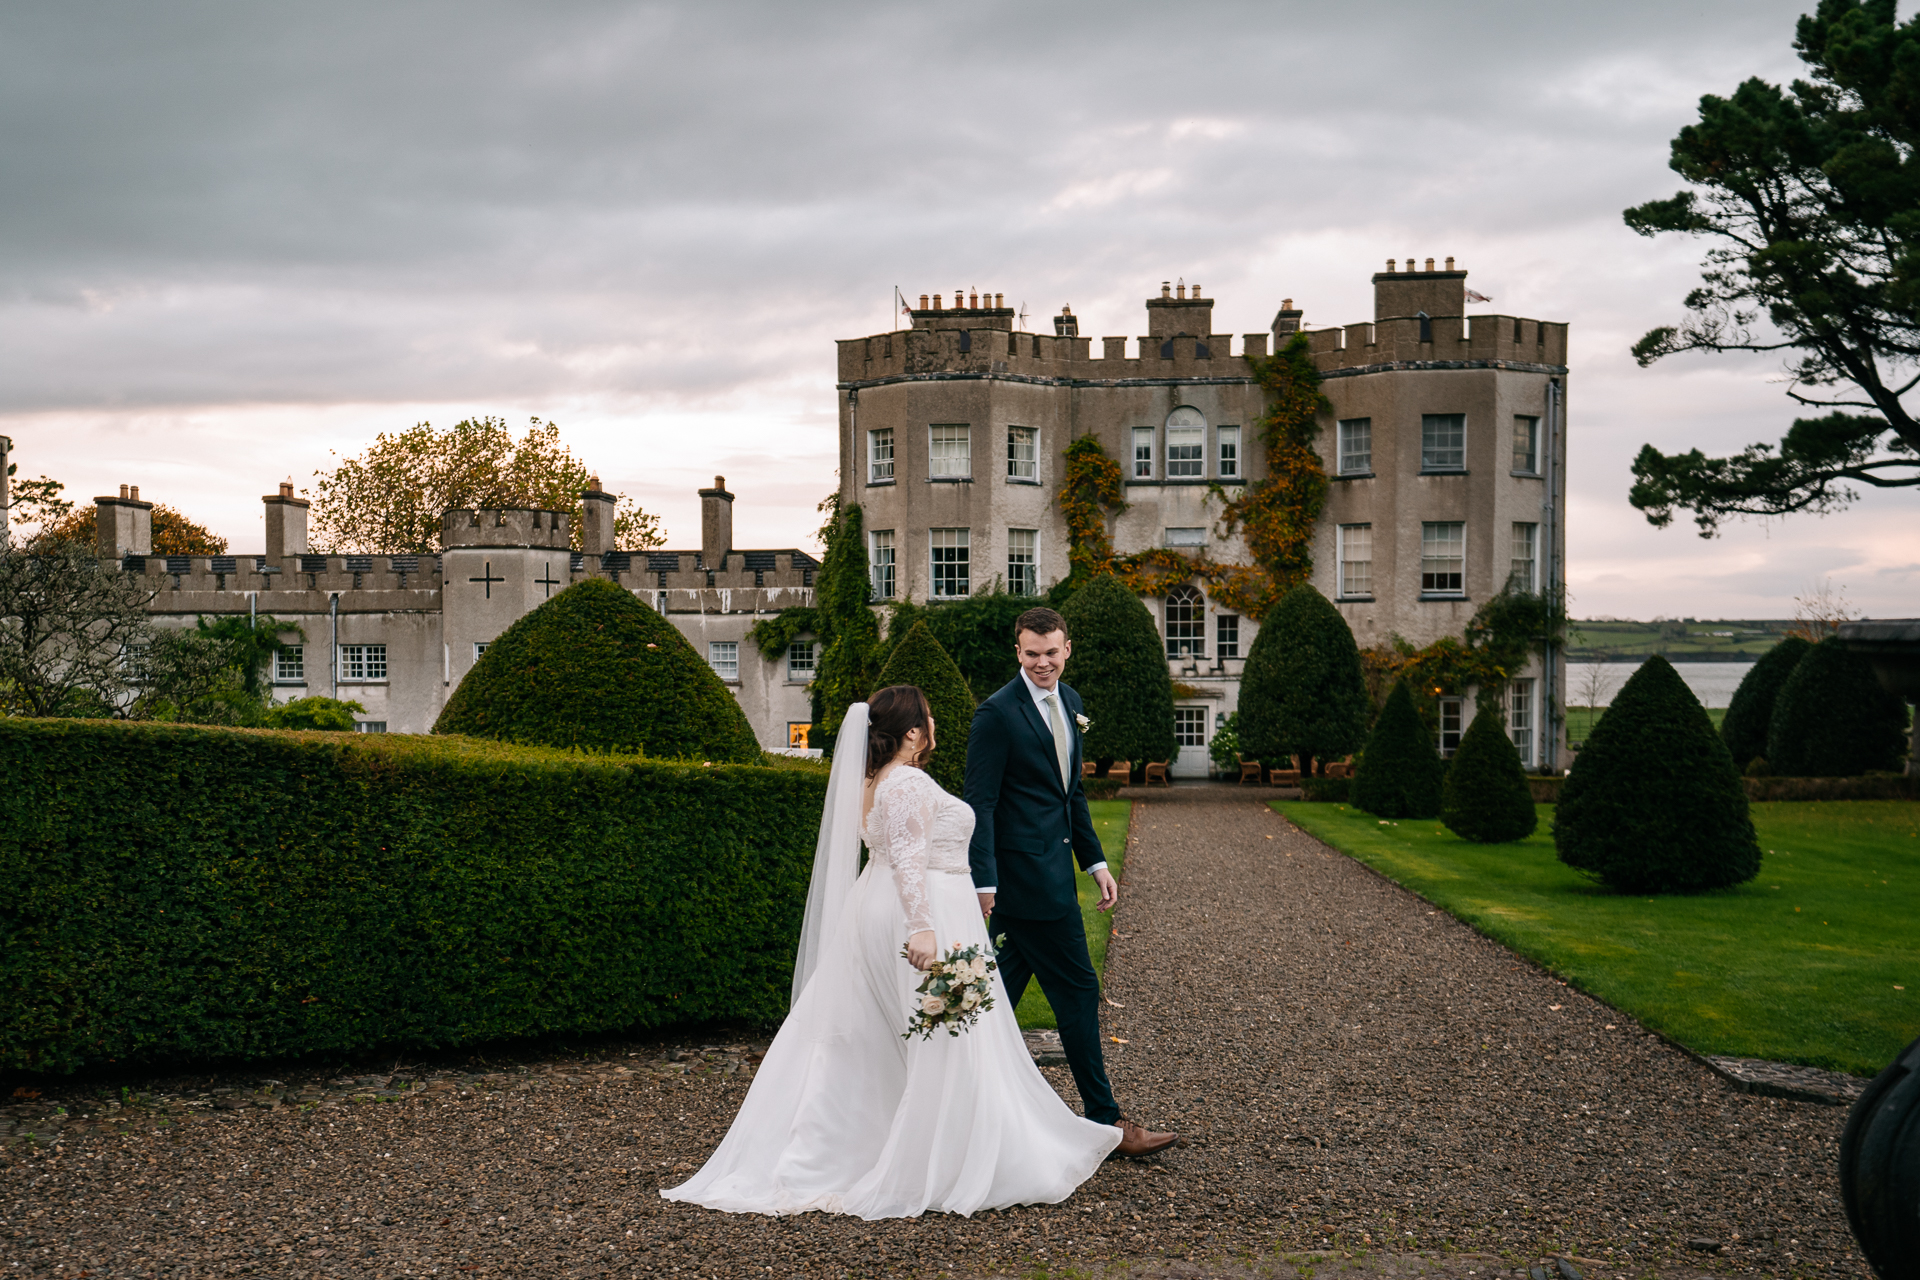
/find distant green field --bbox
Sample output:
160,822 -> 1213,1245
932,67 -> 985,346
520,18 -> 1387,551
1569,618 -> 1790,663
1568,704 -> 1726,744
1014,799 -> 1129,1031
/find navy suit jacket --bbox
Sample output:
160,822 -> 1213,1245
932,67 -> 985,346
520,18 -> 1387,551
963,676 -> 1104,921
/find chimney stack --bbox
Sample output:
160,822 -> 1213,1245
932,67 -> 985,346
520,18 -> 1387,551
699,474 -> 734,570
95,486 -> 154,559
263,479 -> 309,565
580,474 -> 617,558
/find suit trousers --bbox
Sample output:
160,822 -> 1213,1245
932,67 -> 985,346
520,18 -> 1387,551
990,908 -> 1119,1127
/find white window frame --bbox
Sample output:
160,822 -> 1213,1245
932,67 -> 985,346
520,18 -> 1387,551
1421,414 -> 1466,472
928,424 -> 971,479
1132,426 -> 1155,479
1006,426 -> 1037,482
1510,522 -> 1538,593
1164,527 -> 1206,549
337,644 -> 387,682
1217,425 -> 1241,479
1165,585 -> 1205,659
1512,415 -> 1541,474
473,642 -> 490,660
930,527 -> 970,598
1173,705 -> 1209,749
353,721 -> 388,734
786,639 -> 816,680
1337,418 -> 1372,475
1508,678 -> 1535,766
274,645 -> 305,683
1420,522 -> 1466,596
1216,613 -> 1240,659
869,530 -> 896,600
708,640 -> 739,683
1006,528 -> 1038,596
1438,697 -> 1464,757
786,722 -> 812,749
868,427 -> 895,483
1165,407 -> 1205,478
1338,523 -> 1373,598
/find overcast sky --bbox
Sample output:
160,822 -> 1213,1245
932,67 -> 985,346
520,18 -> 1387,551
2,0 -> 1911,618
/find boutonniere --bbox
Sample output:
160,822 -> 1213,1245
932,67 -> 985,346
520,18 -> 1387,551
1074,712 -> 1091,732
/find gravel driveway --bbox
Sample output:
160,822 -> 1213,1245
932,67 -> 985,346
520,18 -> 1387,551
0,793 -> 1873,1278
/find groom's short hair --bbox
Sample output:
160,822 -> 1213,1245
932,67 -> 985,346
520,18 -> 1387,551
1015,606 -> 1069,641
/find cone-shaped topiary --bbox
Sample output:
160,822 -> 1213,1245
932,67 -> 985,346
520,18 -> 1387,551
1720,635 -> 1811,770
1060,573 -> 1176,772
433,577 -> 761,761
1766,636 -> 1910,777
1238,582 -> 1370,773
1440,706 -> 1539,842
1350,681 -> 1444,818
872,619 -> 976,795
1556,655 -> 1759,894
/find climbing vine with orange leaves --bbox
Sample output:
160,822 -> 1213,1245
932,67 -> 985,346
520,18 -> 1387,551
1056,333 -> 1329,621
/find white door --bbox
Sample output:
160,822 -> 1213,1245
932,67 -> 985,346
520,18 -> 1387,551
1172,705 -> 1211,778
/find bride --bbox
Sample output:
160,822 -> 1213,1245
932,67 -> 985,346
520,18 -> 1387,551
661,685 -> 1121,1218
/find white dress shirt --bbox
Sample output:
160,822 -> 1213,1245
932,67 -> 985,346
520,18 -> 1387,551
976,672 -> 1107,894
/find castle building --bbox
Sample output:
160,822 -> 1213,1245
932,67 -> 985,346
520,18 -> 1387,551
836,263 -> 1568,773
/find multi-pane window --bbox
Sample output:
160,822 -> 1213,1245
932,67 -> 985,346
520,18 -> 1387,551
1132,427 -> 1154,479
1216,614 -> 1240,658
1006,426 -> 1037,481
1338,523 -> 1373,597
868,427 -> 895,483
1164,527 -> 1206,548
1165,407 -> 1205,477
1165,585 -> 1205,659
787,640 -> 816,680
929,424 -> 971,478
869,530 -> 896,600
1337,418 -> 1372,474
1217,426 -> 1241,479
1510,523 -> 1538,592
338,644 -> 387,681
708,641 -> 739,682
275,645 -> 305,682
1421,414 -> 1466,471
1174,706 -> 1209,749
787,723 -> 811,749
930,527 -> 970,597
473,642 -> 489,660
1438,698 -> 1464,756
354,721 -> 388,734
1508,678 -> 1535,766
1007,528 -> 1038,596
1420,522 -> 1465,595
1512,416 -> 1540,474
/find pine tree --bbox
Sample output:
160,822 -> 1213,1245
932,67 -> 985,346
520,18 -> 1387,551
1059,573 -> 1176,773
1556,655 -> 1759,894
809,499 -> 883,755
1766,636 -> 1910,777
1720,636 -> 1811,770
1441,708 -> 1539,843
1237,582 -> 1369,773
433,577 -> 761,761
1350,681 -> 1444,819
872,620 -> 975,796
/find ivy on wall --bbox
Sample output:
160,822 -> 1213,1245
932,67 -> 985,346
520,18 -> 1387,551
1360,588 -> 1571,725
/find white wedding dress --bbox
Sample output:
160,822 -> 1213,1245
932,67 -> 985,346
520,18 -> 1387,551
661,751 -> 1120,1218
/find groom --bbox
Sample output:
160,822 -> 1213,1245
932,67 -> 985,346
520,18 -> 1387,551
964,606 -> 1180,1159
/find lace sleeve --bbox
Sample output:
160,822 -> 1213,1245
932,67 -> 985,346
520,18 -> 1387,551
875,770 -> 938,935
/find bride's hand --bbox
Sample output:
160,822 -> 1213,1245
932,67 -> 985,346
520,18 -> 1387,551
906,930 -> 937,971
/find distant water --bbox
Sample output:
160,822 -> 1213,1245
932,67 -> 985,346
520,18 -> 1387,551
1566,660 -> 1754,709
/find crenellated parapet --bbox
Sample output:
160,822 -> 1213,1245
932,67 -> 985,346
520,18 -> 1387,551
441,507 -> 571,549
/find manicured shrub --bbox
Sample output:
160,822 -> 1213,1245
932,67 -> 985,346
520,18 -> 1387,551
0,718 -> 828,1074
883,592 -> 1031,701
1766,636 -> 1910,777
1059,573 -> 1175,772
1237,583 -> 1369,774
872,620 -> 975,796
1350,682 -> 1445,818
1556,655 -> 1760,894
434,577 -> 760,762
261,696 -> 365,731
1298,775 -> 1350,803
1720,636 -> 1811,769
1441,707 -> 1539,842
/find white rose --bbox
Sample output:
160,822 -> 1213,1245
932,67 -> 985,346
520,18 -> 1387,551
920,994 -> 948,1016
1075,712 -> 1091,731
960,989 -> 980,1010
969,956 -> 989,979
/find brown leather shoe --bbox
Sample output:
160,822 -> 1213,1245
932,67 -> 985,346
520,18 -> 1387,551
1110,1118 -> 1182,1158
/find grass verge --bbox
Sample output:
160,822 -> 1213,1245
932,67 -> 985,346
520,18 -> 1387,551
1275,799 -> 1920,1076
1567,704 -> 1726,743
1014,799 -> 1130,1031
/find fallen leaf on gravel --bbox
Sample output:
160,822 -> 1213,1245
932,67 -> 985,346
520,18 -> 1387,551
1110,1037 -> 1129,1044
1549,1004 -> 1563,1011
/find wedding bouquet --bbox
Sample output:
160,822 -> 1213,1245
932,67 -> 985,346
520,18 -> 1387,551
900,937 -> 1006,1040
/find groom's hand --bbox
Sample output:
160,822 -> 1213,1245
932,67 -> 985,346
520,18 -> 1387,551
1093,867 -> 1119,912
976,891 -> 995,918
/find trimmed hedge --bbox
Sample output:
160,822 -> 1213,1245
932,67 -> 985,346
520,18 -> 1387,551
1060,573 -> 1176,771
1238,583 -> 1370,773
1298,776 -> 1351,803
1720,636 -> 1811,769
871,620 -> 975,796
1766,636 -> 1910,777
1440,708 -> 1538,843
0,719 -> 827,1074
1350,681 -> 1445,819
434,577 -> 761,762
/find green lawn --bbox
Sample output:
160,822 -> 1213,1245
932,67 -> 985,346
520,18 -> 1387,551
1014,799 -> 1130,1030
1276,799 -> 1920,1076
1567,704 -> 1725,744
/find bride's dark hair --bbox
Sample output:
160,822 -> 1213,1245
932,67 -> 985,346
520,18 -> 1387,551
866,685 -> 934,778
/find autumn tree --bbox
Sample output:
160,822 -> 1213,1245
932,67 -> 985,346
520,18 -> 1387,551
1624,0 -> 1920,533
308,417 -> 664,554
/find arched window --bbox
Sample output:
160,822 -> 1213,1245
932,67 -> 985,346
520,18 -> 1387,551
1165,406 -> 1206,478
1165,584 -> 1205,659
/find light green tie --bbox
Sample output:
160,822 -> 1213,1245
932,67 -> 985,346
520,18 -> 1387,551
1043,692 -> 1070,789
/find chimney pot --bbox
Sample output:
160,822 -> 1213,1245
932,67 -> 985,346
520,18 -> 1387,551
968,290 -> 978,309
588,474 -> 601,493
994,292 -> 1003,308
1282,298 -> 1293,310
129,485 -> 140,501
1192,284 -> 1201,298
715,475 -> 725,488
1176,281 -> 1186,299
919,293 -> 929,309
933,294 -> 942,310
1445,256 -> 1455,271
119,484 -> 129,499
1387,259 -> 1396,272
1425,257 -> 1435,272
1162,281 -> 1171,298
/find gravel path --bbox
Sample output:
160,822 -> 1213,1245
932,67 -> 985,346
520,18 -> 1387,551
1,794 -> 1872,1278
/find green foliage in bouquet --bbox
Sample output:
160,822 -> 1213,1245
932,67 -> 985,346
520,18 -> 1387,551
1440,708 -> 1539,843
1720,635 -> 1811,770
1350,681 -> 1444,819
872,620 -> 975,796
